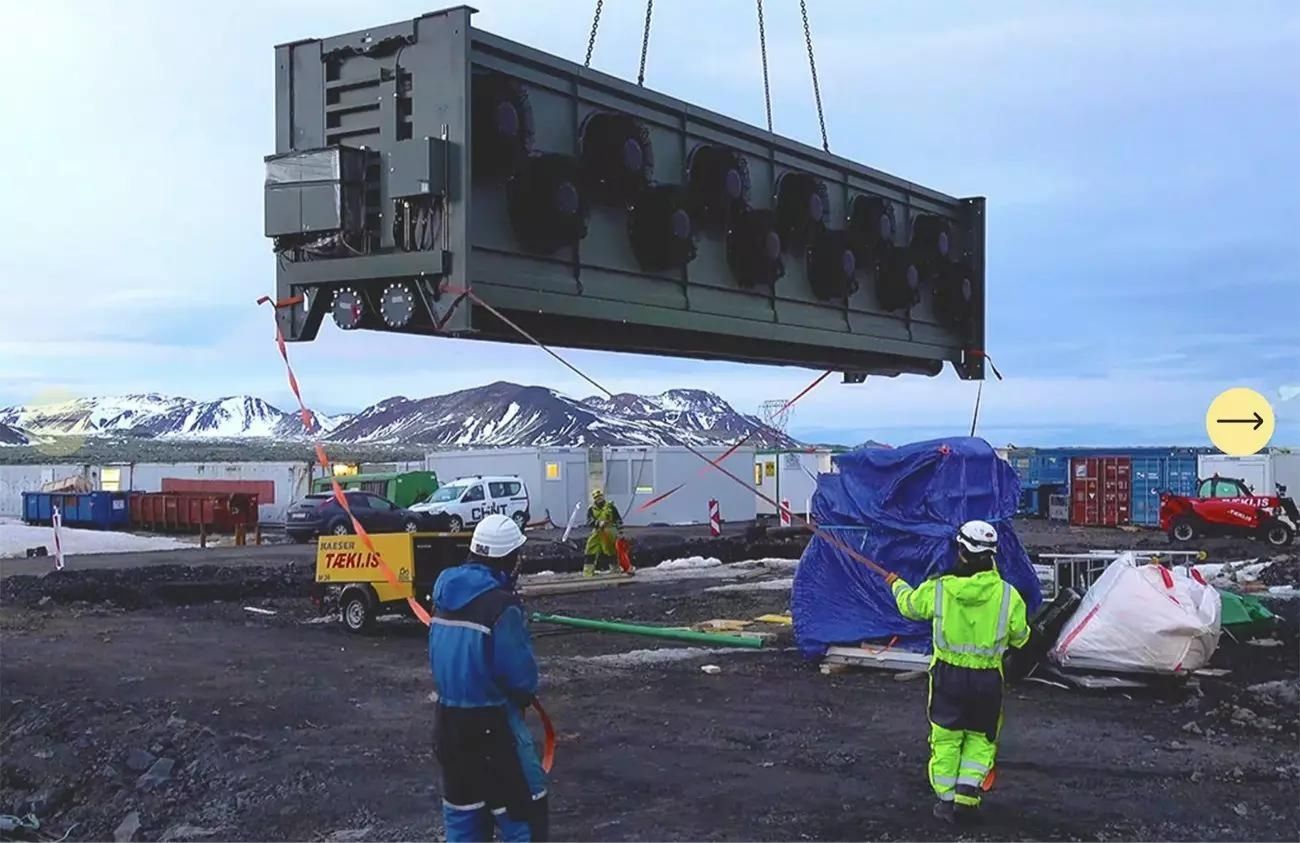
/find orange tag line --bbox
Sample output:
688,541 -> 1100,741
257,296 -> 430,626
257,294 -> 556,770
532,699 -> 556,773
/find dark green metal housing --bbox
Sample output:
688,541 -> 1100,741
267,5 -> 987,380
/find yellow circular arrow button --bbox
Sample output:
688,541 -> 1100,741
1206,387 -> 1274,455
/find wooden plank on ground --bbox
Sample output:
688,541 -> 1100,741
521,578 -> 635,597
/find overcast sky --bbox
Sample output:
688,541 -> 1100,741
2,1 -> 1297,446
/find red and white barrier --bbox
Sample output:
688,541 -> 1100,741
52,505 -> 65,571
779,499 -> 792,527
708,499 -> 721,536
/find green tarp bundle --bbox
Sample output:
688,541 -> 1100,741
1218,589 -> 1276,632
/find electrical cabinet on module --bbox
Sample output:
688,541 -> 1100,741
265,5 -> 987,380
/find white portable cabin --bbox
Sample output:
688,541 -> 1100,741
754,449 -> 836,516
1197,454 -> 1275,496
424,447 -> 590,526
1272,452 -> 1300,496
602,445 -> 758,527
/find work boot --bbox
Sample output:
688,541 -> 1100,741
932,802 -> 954,824
582,562 -> 596,578
953,803 -> 982,827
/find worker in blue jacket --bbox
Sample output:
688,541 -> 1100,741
430,513 -> 548,842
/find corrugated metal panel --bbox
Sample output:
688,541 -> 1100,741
1128,454 -> 1198,527
1070,456 -> 1132,526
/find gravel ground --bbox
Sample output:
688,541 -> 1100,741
1,522 -> 1297,841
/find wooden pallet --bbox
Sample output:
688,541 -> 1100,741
821,644 -> 931,674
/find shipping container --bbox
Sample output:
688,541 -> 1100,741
1197,454 -> 1274,496
1069,456 -> 1132,526
21,491 -> 132,529
424,448 -> 590,528
126,462 -> 315,524
1129,454 -> 1198,527
1010,447 -> 1211,522
755,449 -> 835,516
603,446 -> 758,527
129,492 -> 260,533
162,477 -> 278,504
310,470 -> 438,508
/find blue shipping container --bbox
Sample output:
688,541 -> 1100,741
22,492 -> 132,530
1130,455 -> 1198,527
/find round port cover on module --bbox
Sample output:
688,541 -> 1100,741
331,288 -> 363,331
380,283 -> 415,328
1206,387 -> 1274,455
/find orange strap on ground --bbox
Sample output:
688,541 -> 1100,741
258,294 -> 558,770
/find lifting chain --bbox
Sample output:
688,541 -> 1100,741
756,0 -> 773,132
637,0 -> 654,86
584,0 -> 603,68
800,0 -> 830,152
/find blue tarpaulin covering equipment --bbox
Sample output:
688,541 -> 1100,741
792,437 -> 1043,659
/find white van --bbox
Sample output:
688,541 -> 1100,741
409,475 -> 531,533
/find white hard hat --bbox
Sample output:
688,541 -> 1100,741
956,520 -> 998,554
471,513 -> 527,558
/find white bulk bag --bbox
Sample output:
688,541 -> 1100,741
1050,553 -> 1222,674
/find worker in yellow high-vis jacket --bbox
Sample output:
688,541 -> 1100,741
887,520 -> 1030,826
583,489 -> 623,577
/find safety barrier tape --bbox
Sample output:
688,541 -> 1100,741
257,294 -> 556,772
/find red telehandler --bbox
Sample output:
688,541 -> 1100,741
1160,475 -> 1298,546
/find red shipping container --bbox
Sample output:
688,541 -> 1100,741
1069,457 -> 1132,527
161,477 -> 275,504
128,492 -> 260,533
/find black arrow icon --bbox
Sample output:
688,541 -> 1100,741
1216,411 -> 1264,430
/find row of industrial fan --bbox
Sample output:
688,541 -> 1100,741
473,71 -> 977,328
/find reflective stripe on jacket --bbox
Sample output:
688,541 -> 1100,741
892,568 -> 1030,670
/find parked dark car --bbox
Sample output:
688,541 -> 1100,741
285,491 -> 439,543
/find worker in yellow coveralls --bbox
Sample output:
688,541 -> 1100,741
583,489 -> 625,577
887,520 -> 1030,826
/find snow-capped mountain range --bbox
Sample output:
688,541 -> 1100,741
0,422 -> 34,446
0,395 -> 349,442
0,383 -> 798,448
